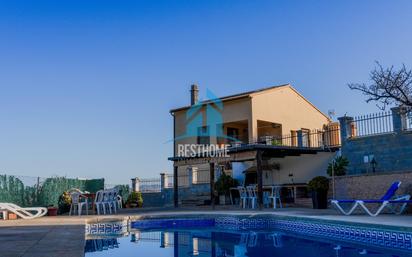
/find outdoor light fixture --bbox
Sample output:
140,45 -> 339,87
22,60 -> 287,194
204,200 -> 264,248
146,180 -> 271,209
371,158 -> 377,173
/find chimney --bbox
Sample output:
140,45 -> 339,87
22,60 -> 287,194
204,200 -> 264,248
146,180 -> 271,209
190,84 -> 199,105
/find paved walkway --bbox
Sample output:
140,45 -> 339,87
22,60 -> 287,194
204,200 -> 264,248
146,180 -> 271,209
1,207 -> 412,256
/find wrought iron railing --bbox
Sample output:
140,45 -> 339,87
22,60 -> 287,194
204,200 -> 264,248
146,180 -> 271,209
229,127 -> 341,149
349,111 -> 393,137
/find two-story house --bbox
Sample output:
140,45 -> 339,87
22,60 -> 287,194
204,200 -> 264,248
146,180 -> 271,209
169,84 -> 339,207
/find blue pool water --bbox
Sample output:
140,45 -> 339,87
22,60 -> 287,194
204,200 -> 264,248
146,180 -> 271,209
84,218 -> 412,257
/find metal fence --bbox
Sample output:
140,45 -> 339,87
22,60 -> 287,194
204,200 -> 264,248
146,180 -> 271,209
349,111 -> 393,137
139,178 -> 162,193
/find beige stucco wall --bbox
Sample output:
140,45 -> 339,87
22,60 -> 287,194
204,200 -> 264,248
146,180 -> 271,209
172,85 -> 330,154
173,98 -> 251,155
250,86 -> 330,141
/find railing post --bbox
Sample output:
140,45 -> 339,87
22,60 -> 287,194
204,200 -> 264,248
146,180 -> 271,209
131,177 -> 140,192
297,130 -> 303,147
338,116 -> 354,141
391,106 -> 407,132
160,173 -> 166,192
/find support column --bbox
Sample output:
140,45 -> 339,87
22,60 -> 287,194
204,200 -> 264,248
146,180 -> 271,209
160,173 -> 166,191
210,162 -> 215,210
131,177 -> 140,192
248,117 -> 258,143
256,150 -> 263,210
338,116 -> 354,141
173,166 -> 178,208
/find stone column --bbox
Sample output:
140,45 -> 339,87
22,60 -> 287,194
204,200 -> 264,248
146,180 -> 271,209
391,106 -> 408,132
160,173 -> 166,191
338,116 -> 354,141
131,177 -> 140,192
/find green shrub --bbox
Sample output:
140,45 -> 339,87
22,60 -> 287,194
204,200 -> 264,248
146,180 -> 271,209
308,176 -> 329,192
127,192 -> 143,207
215,173 -> 238,196
58,191 -> 72,214
327,156 -> 349,176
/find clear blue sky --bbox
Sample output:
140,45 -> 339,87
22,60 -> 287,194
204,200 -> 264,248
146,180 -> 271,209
1,0 -> 411,184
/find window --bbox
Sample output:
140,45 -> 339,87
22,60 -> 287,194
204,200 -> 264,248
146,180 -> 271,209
301,128 -> 311,147
197,126 -> 210,145
227,127 -> 240,141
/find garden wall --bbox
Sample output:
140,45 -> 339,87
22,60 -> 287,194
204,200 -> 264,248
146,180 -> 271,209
329,171 -> 412,200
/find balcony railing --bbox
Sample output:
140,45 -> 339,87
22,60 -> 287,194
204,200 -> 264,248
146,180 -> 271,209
228,127 -> 341,149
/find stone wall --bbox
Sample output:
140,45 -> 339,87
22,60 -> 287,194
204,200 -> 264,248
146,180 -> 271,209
141,189 -> 174,208
329,171 -> 412,200
339,107 -> 412,175
141,184 -> 211,207
342,131 -> 412,174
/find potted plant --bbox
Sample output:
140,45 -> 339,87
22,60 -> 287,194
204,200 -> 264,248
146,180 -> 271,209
308,176 -> 329,209
47,205 -> 58,216
126,192 -> 143,208
58,191 -> 72,214
215,173 -> 238,205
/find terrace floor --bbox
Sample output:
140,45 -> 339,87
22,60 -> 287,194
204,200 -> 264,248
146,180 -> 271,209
1,206 -> 412,257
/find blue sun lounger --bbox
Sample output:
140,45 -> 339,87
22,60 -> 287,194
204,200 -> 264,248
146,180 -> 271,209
331,181 -> 412,217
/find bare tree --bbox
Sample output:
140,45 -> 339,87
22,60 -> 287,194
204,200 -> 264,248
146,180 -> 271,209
348,62 -> 412,110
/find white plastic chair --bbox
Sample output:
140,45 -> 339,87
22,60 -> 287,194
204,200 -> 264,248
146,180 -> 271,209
237,186 -> 248,209
102,189 -> 118,214
263,191 -> 271,208
269,186 -> 282,209
246,185 -> 257,209
69,192 -> 88,216
113,188 -> 122,210
94,190 -> 105,215
108,190 -> 118,214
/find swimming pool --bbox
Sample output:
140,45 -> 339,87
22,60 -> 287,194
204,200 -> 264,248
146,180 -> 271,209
85,216 -> 412,256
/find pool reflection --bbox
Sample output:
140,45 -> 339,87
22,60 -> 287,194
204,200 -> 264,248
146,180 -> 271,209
85,230 -> 403,257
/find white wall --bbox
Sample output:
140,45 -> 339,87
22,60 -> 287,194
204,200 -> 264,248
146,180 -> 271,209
265,152 -> 335,185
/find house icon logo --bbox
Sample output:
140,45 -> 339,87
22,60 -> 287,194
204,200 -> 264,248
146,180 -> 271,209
171,88 -> 240,143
